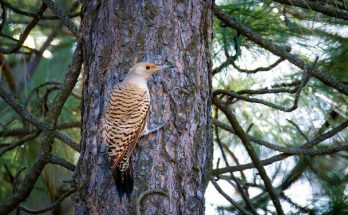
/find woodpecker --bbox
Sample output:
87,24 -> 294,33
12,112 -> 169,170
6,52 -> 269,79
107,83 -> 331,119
104,62 -> 175,200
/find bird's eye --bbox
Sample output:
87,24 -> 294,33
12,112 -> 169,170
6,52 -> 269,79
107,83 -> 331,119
146,66 -> 150,70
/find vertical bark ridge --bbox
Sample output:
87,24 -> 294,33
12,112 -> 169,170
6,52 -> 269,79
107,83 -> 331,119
75,1 -> 212,214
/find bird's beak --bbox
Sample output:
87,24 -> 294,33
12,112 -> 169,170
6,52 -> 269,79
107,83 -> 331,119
156,64 -> 176,71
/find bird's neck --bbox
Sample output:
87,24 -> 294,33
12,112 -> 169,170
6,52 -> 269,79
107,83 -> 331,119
124,74 -> 148,90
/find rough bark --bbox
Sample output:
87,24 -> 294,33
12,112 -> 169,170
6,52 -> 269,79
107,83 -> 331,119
74,1 -> 213,214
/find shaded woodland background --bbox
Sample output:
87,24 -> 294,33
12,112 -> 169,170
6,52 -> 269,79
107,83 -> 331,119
0,0 -> 348,214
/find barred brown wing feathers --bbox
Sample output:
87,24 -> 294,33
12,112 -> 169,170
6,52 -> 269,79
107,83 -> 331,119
105,84 -> 150,171
126,102 -> 149,159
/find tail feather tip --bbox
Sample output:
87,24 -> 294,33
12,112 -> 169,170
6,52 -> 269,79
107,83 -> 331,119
112,167 -> 134,201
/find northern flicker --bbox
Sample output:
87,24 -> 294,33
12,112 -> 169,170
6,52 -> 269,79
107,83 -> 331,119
104,62 -> 175,199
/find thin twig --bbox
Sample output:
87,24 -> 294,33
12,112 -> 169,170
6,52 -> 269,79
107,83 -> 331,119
287,119 -> 309,141
25,25 -> 62,81
0,85 -> 47,131
45,42 -> 82,124
2,0 -> 80,20
24,81 -> 62,107
214,109 -> 257,215
42,0 -> 79,37
221,142 -> 250,186
212,117 -> 348,155
214,89 -> 296,112
213,55 -> 236,75
213,97 -> 284,215
0,53 -> 15,91
0,4 -> 47,54
231,58 -> 284,74
210,177 -> 253,215
214,57 -> 318,112
0,33 -> 40,54
271,80 -> 301,88
213,5 -> 348,96
0,0 -> 7,32
213,153 -> 290,175
248,120 -> 348,154
0,132 -> 40,156
237,86 -> 298,95
272,0 -> 348,21
0,132 -> 55,215
251,158 -> 308,209
54,131 -> 80,151
0,121 -> 80,137
0,42 -> 82,215
280,193 -> 316,214
18,189 -> 76,214
47,155 -> 76,171
12,167 -> 27,193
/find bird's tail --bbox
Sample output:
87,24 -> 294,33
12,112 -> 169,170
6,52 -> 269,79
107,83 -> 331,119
112,165 -> 134,201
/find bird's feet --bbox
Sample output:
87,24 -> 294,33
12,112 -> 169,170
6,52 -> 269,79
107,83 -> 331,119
141,123 -> 165,137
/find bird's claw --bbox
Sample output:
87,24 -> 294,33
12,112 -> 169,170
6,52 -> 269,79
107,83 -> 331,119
141,123 -> 165,137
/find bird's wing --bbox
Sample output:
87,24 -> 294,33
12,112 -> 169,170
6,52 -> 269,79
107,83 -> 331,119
105,84 -> 150,170
125,105 -> 149,159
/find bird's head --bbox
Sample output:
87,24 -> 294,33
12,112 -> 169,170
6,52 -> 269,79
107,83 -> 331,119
128,62 -> 175,80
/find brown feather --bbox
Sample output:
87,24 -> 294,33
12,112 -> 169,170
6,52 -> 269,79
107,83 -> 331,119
105,82 -> 150,171
126,107 -> 149,159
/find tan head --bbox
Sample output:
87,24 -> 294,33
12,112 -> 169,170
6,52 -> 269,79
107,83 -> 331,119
127,62 -> 175,80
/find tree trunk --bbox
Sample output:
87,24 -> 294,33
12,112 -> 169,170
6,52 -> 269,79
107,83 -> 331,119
74,1 -> 213,214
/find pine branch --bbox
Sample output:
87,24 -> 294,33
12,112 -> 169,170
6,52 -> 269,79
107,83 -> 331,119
212,153 -> 290,175
212,117 -> 348,155
42,0 -> 79,37
273,0 -> 348,21
210,177 -> 253,215
213,97 -> 285,215
18,189 -> 75,214
47,155 -> 76,171
0,132 -> 40,156
0,4 -> 47,54
213,5 -> 348,96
